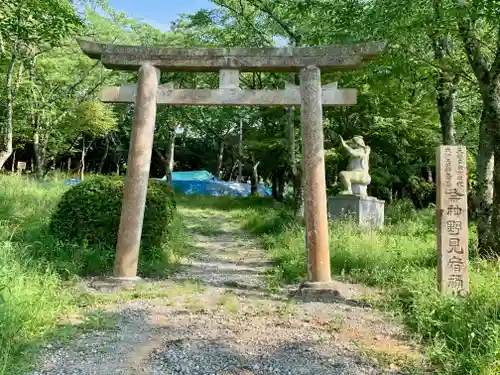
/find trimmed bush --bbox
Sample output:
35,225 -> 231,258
49,176 -> 176,253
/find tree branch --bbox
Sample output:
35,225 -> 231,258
457,16 -> 490,83
154,146 -> 167,164
46,59 -> 101,104
181,109 -> 252,166
213,0 -> 272,45
405,46 -> 475,84
246,0 -> 301,43
490,25 -> 500,80
51,78 -> 104,126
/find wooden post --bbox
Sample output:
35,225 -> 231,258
436,145 -> 469,295
300,65 -> 332,284
114,62 -> 160,279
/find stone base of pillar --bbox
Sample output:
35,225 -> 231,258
108,276 -> 144,283
294,280 -> 368,304
85,276 -> 145,293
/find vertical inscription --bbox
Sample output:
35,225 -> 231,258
436,145 -> 469,295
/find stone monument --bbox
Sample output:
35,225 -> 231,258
17,161 -> 26,174
436,145 -> 468,296
327,135 -> 385,228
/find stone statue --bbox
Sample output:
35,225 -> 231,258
338,135 -> 371,197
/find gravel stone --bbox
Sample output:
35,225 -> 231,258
28,209 -> 424,375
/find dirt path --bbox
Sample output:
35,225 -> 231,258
29,207 -> 425,375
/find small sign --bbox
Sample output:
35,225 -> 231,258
17,161 -> 27,171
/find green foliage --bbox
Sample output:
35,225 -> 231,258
0,176 -> 82,375
0,175 -> 188,374
0,240 -> 73,375
0,0 -> 83,48
50,176 -> 176,254
213,196 -> 500,375
70,100 -> 118,138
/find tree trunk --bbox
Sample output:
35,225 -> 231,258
80,136 -> 86,181
475,107 -> 494,253
277,173 -> 285,201
481,84 -> 500,255
215,141 -> 224,179
250,161 -> 260,196
295,114 -> 306,217
272,174 -> 278,200
436,76 -> 457,145
426,164 -> 433,183
0,49 -> 17,169
67,156 -> 72,172
457,17 -> 499,255
229,161 -> 238,181
238,119 -> 243,182
33,125 -> 46,179
165,130 -> 176,182
388,188 -> 394,203
11,150 -> 15,173
98,136 -> 109,174
28,55 -> 47,180
431,13 -> 458,145
286,72 -> 304,215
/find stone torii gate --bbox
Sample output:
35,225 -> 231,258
77,39 -> 384,289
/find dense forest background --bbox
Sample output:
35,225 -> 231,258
1,0 -> 500,253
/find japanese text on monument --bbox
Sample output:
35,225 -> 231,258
437,145 -> 468,295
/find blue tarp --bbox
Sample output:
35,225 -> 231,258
63,170 -> 273,198
64,179 -> 81,186
171,170 -> 214,181
160,170 -> 272,197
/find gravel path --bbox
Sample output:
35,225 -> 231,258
29,207 -> 425,375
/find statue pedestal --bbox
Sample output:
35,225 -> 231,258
351,184 -> 368,196
327,195 -> 385,229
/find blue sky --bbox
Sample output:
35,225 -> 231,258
107,0 -> 216,31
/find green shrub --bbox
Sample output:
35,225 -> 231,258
49,176 -> 176,253
385,199 -> 417,224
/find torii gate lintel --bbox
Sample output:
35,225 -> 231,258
77,39 -> 384,72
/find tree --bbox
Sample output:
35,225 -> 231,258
455,0 -> 500,254
67,100 -> 117,180
0,0 -> 83,169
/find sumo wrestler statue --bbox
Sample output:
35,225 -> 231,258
338,135 -> 371,197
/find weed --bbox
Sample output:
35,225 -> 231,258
216,293 -> 240,314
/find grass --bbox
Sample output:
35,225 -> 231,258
2,175 -> 499,375
0,174 -> 188,375
176,194 -> 500,375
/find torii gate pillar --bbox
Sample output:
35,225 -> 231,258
114,63 -> 160,278
300,66 -> 331,284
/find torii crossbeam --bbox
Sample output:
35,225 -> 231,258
77,39 -> 385,291
77,39 -> 383,72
